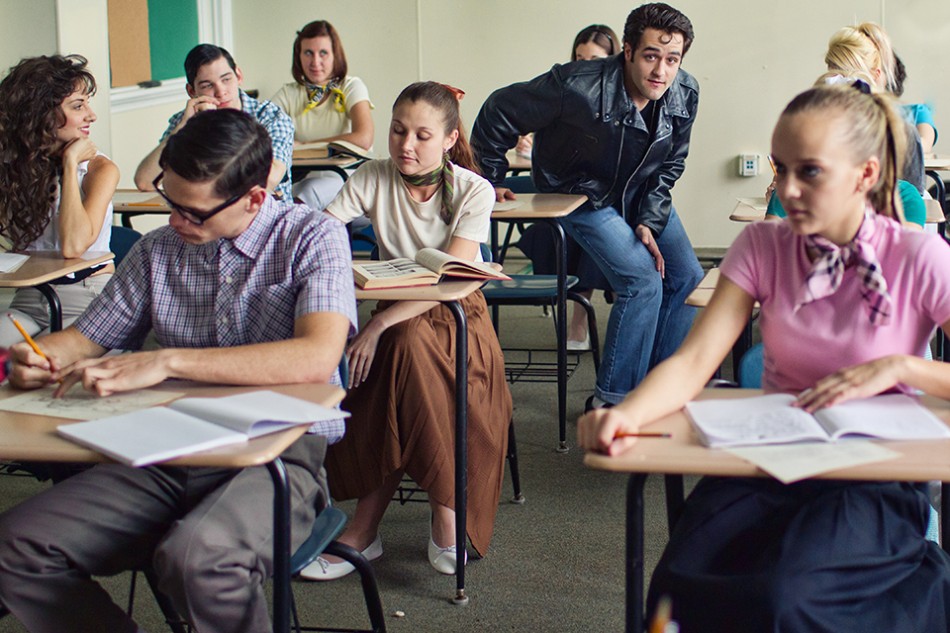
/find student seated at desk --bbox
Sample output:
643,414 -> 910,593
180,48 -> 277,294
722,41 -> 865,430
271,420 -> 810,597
579,85 -> 950,632
0,109 -> 356,633
308,82 -> 512,580
0,55 -> 118,346
271,20 -> 374,211
825,22 -> 927,193
894,54 -> 938,155
134,44 -> 294,201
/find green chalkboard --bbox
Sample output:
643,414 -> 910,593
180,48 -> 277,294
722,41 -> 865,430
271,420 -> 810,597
147,0 -> 199,81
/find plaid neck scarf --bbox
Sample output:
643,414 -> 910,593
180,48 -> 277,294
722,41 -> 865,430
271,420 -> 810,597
399,153 -> 455,225
795,209 -> 892,326
303,80 -> 346,115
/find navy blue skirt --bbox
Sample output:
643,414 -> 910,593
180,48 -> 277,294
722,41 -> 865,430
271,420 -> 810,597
648,477 -> 950,632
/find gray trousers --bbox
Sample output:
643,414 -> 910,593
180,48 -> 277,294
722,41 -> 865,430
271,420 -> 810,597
0,433 -> 328,633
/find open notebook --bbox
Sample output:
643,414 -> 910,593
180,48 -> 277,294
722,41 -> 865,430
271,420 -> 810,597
57,390 -> 348,466
686,393 -> 950,448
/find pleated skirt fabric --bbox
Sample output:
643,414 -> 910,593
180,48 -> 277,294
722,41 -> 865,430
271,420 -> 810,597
325,290 -> 512,556
648,476 -> 950,632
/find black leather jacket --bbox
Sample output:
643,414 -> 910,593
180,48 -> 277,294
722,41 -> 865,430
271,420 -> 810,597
472,55 -> 699,236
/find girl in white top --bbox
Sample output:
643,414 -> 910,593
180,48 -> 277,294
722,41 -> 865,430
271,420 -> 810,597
271,20 -> 374,211
0,55 -> 118,346
310,82 -> 512,581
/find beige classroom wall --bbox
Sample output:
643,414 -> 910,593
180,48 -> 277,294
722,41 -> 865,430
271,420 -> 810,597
233,0 -> 950,248
3,1 -> 947,246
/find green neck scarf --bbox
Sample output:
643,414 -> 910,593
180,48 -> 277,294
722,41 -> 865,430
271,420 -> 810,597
399,153 -> 454,225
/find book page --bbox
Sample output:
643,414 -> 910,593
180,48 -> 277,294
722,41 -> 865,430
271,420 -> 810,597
170,390 -> 348,438
57,408 -> 244,466
726,442 -> 900,484
0,386 -> 183,421
815,394 -> 950,441
353,259 -> 434,279
685,393 -> 829,448
0,253 -> 28,273
414,248 -> 506,279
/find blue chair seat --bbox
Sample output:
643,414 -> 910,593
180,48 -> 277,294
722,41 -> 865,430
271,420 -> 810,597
481,275 -> 580,300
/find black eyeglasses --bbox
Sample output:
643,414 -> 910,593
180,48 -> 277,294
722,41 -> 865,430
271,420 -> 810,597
152,172 -> 248,226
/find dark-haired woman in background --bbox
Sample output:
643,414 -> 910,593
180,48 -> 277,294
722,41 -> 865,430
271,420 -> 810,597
0,54 -> 118,346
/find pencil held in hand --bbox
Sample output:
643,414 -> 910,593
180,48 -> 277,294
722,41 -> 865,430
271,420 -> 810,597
613,431 -> 672,439
7,314 -> 48,362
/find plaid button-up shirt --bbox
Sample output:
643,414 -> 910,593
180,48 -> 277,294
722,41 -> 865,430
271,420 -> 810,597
75,197 -> 357,441
162,90 -> 295,201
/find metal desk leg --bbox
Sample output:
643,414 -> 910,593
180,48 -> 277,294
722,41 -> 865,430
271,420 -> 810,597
626,474 -> 649,633
547,219 -> 569,452
942,482 -> 949,552
267,458 -> 291,633
35,283 -> 62,332
446,300 -> 470,605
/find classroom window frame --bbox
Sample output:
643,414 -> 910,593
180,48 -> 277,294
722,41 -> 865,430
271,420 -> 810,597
109,0 -> 232,113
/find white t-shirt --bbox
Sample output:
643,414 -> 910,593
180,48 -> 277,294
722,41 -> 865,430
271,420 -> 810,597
326,158 -> 494,260
270,77 -> 372,144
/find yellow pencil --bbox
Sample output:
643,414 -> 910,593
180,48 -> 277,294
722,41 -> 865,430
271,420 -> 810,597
7,314 -> 48,362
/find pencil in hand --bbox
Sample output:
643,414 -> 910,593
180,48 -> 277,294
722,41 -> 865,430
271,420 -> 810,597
613,431 -> 672,439
7,314 -> 48,362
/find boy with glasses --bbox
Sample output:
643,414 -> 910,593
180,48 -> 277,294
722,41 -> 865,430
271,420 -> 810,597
0,109 -> 356,633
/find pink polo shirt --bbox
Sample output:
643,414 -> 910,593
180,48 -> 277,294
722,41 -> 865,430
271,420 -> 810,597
720,214 -> 950,393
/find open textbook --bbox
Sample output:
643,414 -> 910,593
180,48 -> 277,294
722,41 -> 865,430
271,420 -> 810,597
57,390 -> 349,467
353,247 -> 510,289
686,393 -> 950,449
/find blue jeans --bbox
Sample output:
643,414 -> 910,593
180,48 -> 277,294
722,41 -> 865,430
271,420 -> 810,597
561,204 -> 703,403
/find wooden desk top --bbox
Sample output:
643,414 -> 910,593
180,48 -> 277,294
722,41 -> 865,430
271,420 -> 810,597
685,268 -> 718,307
729,197 -> 768,222
731,197 -> 943,225
355,278 -> 485,302
293,154 -> 362,169
113,189 -> 170,214
925,155 -> 950,171
0,251 -> 115,288
491,193 -> 587,220
584,388 -> 950,482
0,382 -> 344,468
505,150 -> 532,173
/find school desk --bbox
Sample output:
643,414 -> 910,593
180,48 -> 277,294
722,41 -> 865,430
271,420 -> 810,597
505,150 -> 532,176
730,196 -> 944,225
491,193 -> 588,451
0,251 -> 115,332
291,148 -> 364,183
685,268 -> 756,380
583,387 -> 950,633
113,189 -> 170,228
0,381 -> 344,633
355,278 -> 486,605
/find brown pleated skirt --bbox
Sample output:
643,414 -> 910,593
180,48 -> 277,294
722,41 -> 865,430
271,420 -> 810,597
325,290 -> 512,556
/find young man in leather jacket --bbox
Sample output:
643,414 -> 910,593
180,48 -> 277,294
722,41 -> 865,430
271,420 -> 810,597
472,2 -> 704,407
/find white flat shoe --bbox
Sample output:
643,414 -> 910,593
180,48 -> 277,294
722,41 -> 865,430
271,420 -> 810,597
428,537 -> 466,575
566,333 -> 591,351
299,534 -> 382,582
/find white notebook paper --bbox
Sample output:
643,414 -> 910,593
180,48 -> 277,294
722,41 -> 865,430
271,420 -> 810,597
57,390 -> 348,466
686,393 -> 950,449
0,253 -> 28,273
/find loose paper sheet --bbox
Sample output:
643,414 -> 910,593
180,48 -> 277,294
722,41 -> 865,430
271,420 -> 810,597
726,441 -> 901,484
0,386 -> 182,421
493,200 -> 522,212
0,253 -> 28,273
